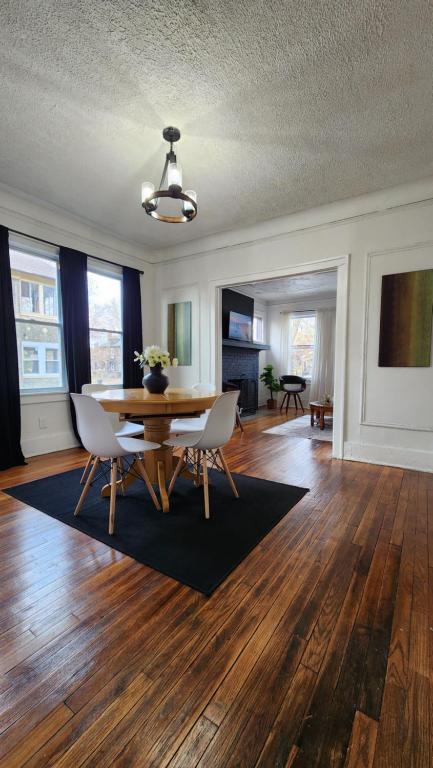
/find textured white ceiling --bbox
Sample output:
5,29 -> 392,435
235,270 -> 337,304
0,1 -> 432,254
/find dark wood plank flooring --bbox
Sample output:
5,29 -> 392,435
0,408 -> 431,767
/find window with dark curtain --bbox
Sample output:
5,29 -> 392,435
0,225 -> 26,469
59,246 -> 91,442
122,266 -> 143,388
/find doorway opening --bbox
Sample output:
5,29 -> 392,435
211,257 -> 348,459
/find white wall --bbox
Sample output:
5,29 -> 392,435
0,184 -> 154,457
154,177 -> 433,472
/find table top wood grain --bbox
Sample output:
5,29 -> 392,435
91,387 -> 219,416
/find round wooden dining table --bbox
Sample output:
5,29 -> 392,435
91,387 -> 218,512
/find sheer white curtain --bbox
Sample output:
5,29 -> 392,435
279,313 -> 291,374
309,309 -> 336,402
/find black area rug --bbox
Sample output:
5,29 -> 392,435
4,468 -> 308,595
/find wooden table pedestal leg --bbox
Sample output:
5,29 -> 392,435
142,417 -> 173,513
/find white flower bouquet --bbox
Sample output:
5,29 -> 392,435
134,345 -> 178,369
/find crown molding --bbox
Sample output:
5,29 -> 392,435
153,176 -> 433,265
0,182 -> 154,269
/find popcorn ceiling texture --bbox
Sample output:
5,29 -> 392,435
0,0 -> 432,251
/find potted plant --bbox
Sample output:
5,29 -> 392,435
259,364 -> 280,409
134,346 -> 178,394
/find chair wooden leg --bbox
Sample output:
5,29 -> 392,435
235,409 -> 244,433
109,460 -> 117,535
298,394 -> 305,413
280,393 -> 287,413
136,456 -> 162,510
202,451 -> 210,519
167,449 -> 187,497
80,453 -> 94,484
286,392 -> 291,415
218,448 -> 239,499
75,457 -> 100,516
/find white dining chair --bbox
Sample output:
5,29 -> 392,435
80,383 -> 143,484
170,383 -> 243,434
71,394 -> 161,534
164,391 -> 240,519
169,383 -> 215,435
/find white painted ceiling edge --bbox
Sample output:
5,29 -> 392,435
0,181 -> 154,270
3,175 -> 433,268
153,175 -> 433,264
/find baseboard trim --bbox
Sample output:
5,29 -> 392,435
343,441 -> 433,473
22,431 -> 79,458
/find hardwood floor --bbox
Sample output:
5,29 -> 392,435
0,408 -> 431,766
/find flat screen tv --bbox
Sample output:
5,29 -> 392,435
228,311 -> 252,342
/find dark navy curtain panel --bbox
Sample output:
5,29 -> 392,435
59,246 -> 91,443
122,266 -> 143,388
0,225 -> 26,470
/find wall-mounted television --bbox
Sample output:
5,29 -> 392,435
228,310 -> 252,342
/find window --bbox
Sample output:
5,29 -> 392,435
23,345 -> 39,375
43,285 -> 55,316
10,243 -> 66,392
253,314 -> 264,343
45,347 -> 60,374
288,314 -> 316,378
87,265 -> 123,385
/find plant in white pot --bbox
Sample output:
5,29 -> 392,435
134,346 -> 178,394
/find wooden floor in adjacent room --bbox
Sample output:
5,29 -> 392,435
0,408 -> 431,767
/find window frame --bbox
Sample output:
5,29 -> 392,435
253,313 -> 264,343
87,259 -> 124,386
10,239 -> 68,396
21,341 -> 62,380
288,311 -> 316,380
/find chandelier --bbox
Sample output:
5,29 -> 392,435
141,127 -> 197,223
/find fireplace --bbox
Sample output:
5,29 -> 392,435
222,344 -> 262,413
224,377 -> 258,414
221,288 -> 270,416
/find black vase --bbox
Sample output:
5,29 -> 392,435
142,363 -> 169,394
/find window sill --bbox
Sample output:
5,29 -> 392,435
20,391 -> 69,405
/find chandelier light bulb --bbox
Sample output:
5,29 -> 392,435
182,189 -> 197,218
167,162 -> 182,191
141,182 -> 155,204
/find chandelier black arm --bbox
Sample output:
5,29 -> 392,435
158,156 -> 169,191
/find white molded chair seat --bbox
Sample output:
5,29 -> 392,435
71,393 -> 161,534
170,413 -> 208,434
81,384 -> 143,438
170,383 -> 214,435
169,382 -> 244,435
164,391 -> 240,519
114,421 -> 145,438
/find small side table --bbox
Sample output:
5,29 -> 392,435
309,401 -> 333,430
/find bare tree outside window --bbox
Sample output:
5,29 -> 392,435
88,269 -> 123,385
289,315 -> 316,378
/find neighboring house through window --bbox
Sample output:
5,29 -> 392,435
10,240 -> 66,392
11,242 -> 125,392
